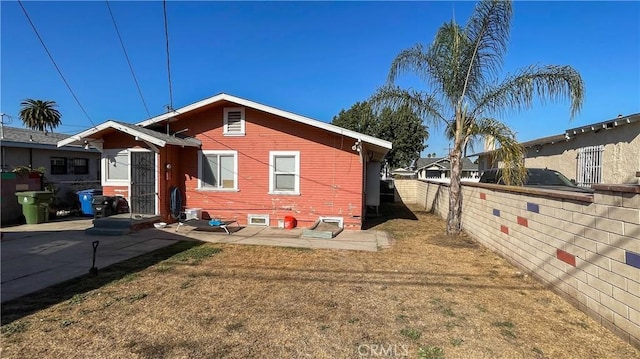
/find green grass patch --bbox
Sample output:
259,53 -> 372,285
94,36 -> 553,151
68,293 -> 87,305
167,245 -> 222,264
1,321 -> 29,337
418,346 -> 444,359
492,320 -> 517,340
400,327 -> 422,340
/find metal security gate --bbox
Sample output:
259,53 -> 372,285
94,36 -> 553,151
576,145 -> 603,187
130,151 -> 156,214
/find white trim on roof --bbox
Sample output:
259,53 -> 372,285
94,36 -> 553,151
136,93 -> 392,150
56,120 -> 201,148
57,121 -> 166,148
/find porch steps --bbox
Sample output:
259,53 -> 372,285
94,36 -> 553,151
85,214 -> 161,236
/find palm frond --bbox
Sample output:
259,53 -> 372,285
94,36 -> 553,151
471,64 -> 585,120
462,0 -> 513,96
426,22 -> 472,106
369,86 -> 448,128
469,117 -> 527,185
387,44 -> 431,85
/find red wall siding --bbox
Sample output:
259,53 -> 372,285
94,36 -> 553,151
173,105 -> 364,228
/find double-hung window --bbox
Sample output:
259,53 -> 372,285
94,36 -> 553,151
223,108 -> 245,136
50,157 -> 67,175
199,150 -> 238,190
73,158 -> 89,175
269,151 -> 300,195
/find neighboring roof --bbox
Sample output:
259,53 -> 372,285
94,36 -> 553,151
471,112 -> 640,157
416,157 -> 477,171
565,112 -> 639,136
0,126 -> 99,152
520,134 -> 568,148
57,120 -> 202,148
136,93 -> 392,151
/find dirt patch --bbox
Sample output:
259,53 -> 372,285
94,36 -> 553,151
1,203 -> 638,358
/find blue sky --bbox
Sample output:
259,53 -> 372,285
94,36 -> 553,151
2,1 -> 639,158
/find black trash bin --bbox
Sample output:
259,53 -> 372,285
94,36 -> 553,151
91,195 -> 116,218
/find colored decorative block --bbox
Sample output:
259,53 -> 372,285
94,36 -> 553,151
527,202 -> 539,213
557,249 -> 576,266
500,225 -> 509,234
626,251 -> 640,269
480,193 -> 486,200
517,216 -> 528,227
493,209 -> 500,217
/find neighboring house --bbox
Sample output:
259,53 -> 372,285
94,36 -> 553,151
391,167 -> 417,178
58,93 -> 392,229
475,113 -> 640,186
0,126 -> 101,187
415,157 -> 479,179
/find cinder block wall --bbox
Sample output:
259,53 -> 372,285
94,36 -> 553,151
394,179 -> 640,348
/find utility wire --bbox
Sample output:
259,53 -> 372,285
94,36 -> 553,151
18,0 -> 96,127
105,0 -> 151,118
163,0 -> 174,111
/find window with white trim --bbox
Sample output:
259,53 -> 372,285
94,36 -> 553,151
103,149 -> 129,184
223,107 -> 245,136
269,151 -> 300,195
199,150 -> 238,190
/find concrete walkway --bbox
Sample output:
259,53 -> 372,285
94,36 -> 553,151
1,218 -> 390,303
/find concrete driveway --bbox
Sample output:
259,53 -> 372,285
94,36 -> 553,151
1,219 -> 180,303
1,218 -> 390,303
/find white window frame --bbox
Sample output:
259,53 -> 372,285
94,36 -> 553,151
198,150 -> 239,191
102,149 -> 130,186
247,214 -> 270,226
223,107 -> 245,136
269,151 -> 300,195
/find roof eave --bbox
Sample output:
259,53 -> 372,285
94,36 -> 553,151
136,93 -> 392,150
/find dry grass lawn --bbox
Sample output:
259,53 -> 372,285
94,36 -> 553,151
2,203 -> 638,358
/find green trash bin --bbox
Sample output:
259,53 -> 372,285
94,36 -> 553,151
16,191 -> 54,224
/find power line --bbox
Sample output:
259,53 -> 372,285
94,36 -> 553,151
163,0 -> 174,111
105,0 -> 151,118
17,0 -> 96,127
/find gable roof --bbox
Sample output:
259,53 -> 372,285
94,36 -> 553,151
1,126 -> 99,152
416,157 -> 477,171
136,93 -> 392,150
57,120 -> 201,148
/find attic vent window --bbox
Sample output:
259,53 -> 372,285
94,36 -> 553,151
223,107 -> 245,136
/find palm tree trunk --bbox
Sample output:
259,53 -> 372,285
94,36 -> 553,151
446,142 -> 464,235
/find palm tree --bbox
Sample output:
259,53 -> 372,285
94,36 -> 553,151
19,99 -> 62,133
371,0 -> 584,235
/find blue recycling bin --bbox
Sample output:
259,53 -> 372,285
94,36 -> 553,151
77,189 -> 103,216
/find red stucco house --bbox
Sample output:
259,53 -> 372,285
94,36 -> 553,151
58,94 -> 392,229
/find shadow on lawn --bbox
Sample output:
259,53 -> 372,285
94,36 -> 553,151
1,240 -> 204,325
362,201 -> 418,230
